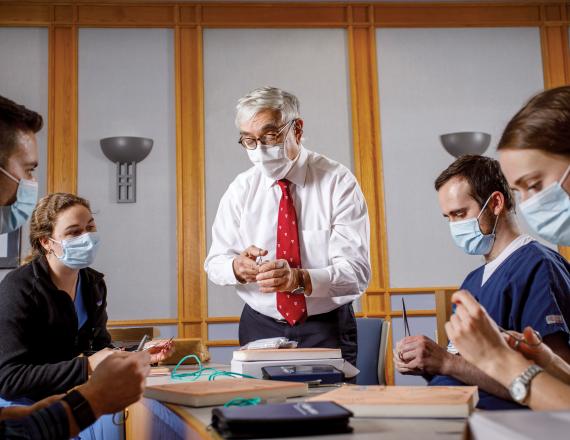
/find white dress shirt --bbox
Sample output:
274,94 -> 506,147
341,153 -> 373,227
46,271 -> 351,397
204,146 -> 371,320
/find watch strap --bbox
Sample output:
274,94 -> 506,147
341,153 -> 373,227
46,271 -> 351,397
62,389 -> 97,431
520,364 -> 543,385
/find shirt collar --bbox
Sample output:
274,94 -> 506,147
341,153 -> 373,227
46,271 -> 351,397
261,145 -> 309,190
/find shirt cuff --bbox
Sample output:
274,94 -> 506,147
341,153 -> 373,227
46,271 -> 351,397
306,268 -> 332,298
220,257 -> 241,285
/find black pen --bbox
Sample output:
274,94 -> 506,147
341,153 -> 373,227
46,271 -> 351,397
402,298 -> 411,337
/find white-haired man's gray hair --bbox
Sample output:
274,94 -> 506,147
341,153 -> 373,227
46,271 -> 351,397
235,86 -> 300,128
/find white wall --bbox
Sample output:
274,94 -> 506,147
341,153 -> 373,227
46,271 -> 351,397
0,28 -> 48,282
77,28 -> 177,321
376,27 -> 545,289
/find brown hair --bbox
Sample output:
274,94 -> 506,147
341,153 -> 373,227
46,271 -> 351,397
25,193 -> 91,264
434,155 -> 514,211
497,85 -> 570,158
0,95 -> 43,167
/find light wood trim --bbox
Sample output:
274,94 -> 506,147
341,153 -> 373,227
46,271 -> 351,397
389,309 -> 436,317
108,318 -> 180,327
2,2 -> 569,28
206,339 -> 240,347
48,24 -> 78,194
348,6 -> 389,303
388,286 -> 459,293
206,316 -> 241,324
175,18 -> 208,339
539,3 -> 570,261
373,3 -> 543,28
435,289 -> 454,347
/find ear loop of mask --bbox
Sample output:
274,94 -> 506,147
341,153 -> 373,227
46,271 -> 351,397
0,167 -> 19,184
477,194 -> 500,235
47,237 -> 64,259
559,164 -> 570,187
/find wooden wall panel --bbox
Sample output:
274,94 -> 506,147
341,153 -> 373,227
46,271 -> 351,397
77,5 -> 175,26
48,25 -> 78,194
175,23 -> 207,339
374,4 -> 541,28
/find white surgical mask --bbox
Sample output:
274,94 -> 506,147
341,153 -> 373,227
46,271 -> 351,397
247,143 -> 297,181
0,167 -> 38,234
449,195 -> 499,255
519,164 -> 570,246
49,232 -> 101,269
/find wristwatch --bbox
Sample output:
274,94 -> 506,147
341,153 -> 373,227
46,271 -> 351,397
508,364 -> 543,404
62,389 -> 97,431
291,269 -> 306,295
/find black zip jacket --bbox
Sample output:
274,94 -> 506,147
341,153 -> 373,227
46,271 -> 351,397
0,256 -> 111,401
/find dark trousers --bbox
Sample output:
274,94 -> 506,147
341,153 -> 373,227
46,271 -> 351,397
238,303 -> 357,367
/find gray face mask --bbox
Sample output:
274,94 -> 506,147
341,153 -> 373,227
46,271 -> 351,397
0,167 -> 38,234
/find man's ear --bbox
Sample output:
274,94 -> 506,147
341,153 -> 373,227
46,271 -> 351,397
293,119 -> 304,144
491,191 -> 505,215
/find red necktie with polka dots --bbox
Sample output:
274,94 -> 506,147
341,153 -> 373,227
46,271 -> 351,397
276,179 -> 307,326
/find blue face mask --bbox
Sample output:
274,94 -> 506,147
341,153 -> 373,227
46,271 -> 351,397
0,167 -> 38,234
449,195 -> 499,255
519,165 -> 570,246
50,232 -> 101,269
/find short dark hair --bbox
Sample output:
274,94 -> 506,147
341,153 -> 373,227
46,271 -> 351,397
497,86 -> 570,158
0,95 -> 43,167
434,155 -> 514,211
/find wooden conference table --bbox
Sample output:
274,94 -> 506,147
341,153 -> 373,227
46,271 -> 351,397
125,364 -> 468,440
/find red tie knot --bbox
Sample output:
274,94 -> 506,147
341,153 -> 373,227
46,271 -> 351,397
277,179 -> 291,194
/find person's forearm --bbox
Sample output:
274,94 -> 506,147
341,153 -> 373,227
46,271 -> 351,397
445,354 -> 512,400
60,401 -> 80,438
545,354 -> 570,384
484,350 -> 570,410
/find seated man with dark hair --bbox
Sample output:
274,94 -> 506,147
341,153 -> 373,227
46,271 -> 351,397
394,155 -> 570,410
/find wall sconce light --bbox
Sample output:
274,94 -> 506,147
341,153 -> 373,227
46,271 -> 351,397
100,136 -> 153,203
440,132 -> 491,158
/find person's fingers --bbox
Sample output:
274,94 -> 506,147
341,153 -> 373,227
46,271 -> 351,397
258,260 -> 287,273
243,246 -> 268,258
238,257 -> 258,271
523,326 -> 541,345
256,268 -> 287,281
259,285 -> 284,293
397,336 -> 421,353
453,303 -> 470,323
451,290 -> 481,316
444,321 -> 456,342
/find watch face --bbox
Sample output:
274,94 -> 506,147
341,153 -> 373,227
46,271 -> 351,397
510,379 -> 527,402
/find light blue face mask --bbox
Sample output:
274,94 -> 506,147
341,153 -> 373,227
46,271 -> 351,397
449,195 -> 499,255
519,165 -> 570,246
50,232 -> 101,270
0,167 -> 38,234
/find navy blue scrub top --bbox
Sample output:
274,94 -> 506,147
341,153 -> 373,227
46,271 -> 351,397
430,241 -> 570,410
74,275 -> 88,330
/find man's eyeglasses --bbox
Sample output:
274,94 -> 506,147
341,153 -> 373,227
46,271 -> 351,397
238,119 -> 296,150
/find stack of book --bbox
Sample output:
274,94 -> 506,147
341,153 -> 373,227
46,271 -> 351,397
231,347 -> 346,379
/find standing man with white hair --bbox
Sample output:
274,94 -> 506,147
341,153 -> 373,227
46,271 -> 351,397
205,86 -> 371,366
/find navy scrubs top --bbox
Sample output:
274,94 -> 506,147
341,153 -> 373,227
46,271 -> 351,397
430,241 -> 570,410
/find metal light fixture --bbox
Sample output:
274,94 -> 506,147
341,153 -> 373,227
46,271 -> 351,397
440,132 -> 491,158
100,136 -> 153,203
